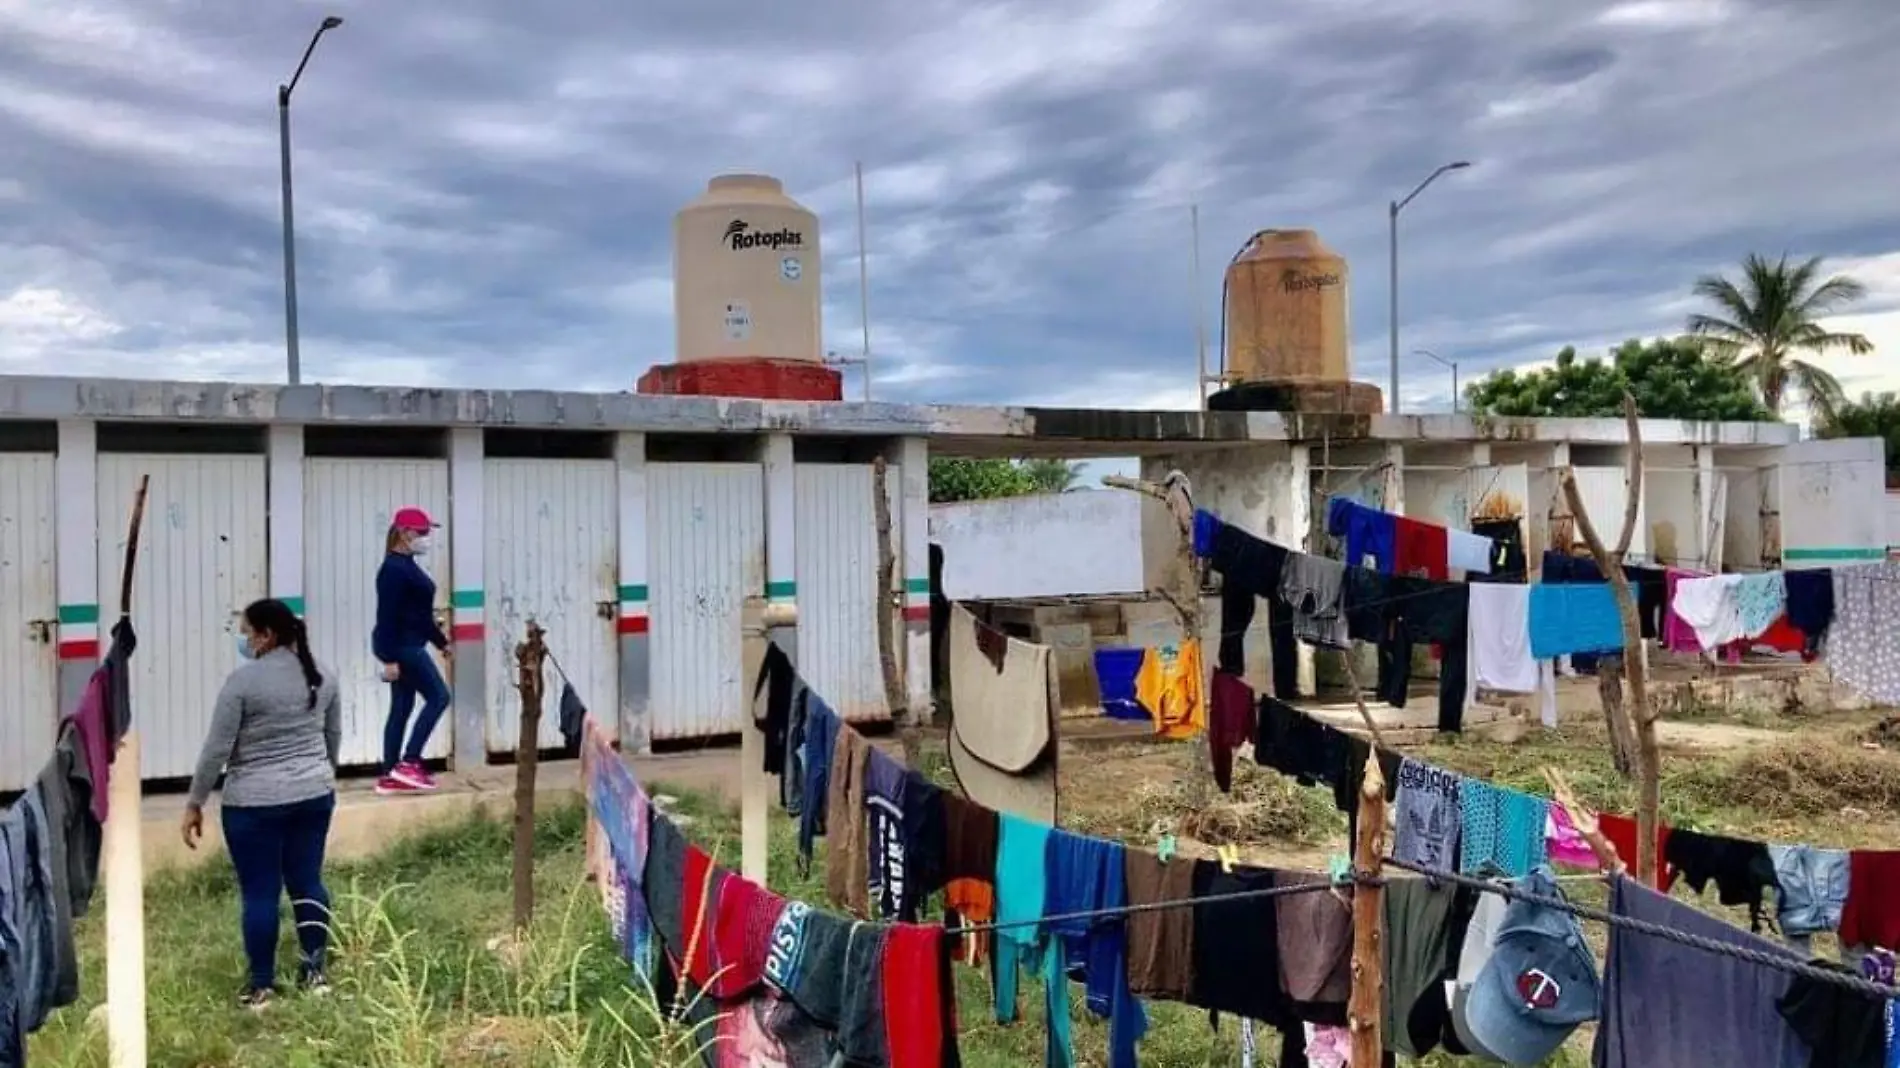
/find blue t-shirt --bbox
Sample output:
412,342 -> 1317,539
1327,496 -> 1396,573
1527,583 -> 1624,658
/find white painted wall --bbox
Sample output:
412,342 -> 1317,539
1888,491 -> 1900,556
1644,470 -> 1700,566
1778,437 -> 1888,567
931,489 -> 1144,600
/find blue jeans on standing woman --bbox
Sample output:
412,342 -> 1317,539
384,645 -> 451,772
222,792 -> 336,991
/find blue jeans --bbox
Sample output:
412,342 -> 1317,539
385,646 -> 450,772
222,792 -> 336,991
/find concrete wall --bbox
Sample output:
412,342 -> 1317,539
929,489 -> 1143,600
1778,438 -> 1889,567
1889,491 -> 1900,556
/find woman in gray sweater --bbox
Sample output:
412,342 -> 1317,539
181,598 -> 342,1008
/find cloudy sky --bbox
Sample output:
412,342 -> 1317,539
3,0 -> 1898,417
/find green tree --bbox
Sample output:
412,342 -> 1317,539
1686,252 -> 1874,420
1464,337 -> 1773,421
1816,391 -> 1900,485
927,457 -> 1085,502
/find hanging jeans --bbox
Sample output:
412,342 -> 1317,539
385,646 -> 451,772
222,792 -> 337,991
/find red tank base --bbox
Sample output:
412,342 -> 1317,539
636,358 -> 843,402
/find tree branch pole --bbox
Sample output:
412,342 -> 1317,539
1558,392 -> 1661,884
1102,471 -> 1212,805
871,457 -> 914,759
511,619 -> 549,933
1542,766 -> 1626,875
106,474 -> 149,1068
1348,750 -> 1389,1065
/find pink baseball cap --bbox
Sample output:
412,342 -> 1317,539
392,506 -> 437,532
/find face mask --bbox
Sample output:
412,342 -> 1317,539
236,635 -> 256,661
410,534 -> 433,556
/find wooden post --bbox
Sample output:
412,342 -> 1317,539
1542,766 -> 1626,875
1559,392 -> 1661,884
1347,748 -> 1389,1065
511,619 -> 548,933
106,474 -> 149,1068
739,598 -> 796,884
871,457 -> 912,761
1102,471 -> 1211,805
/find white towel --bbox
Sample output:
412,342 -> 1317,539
1448,529 -> 1494,574
1672,573 -> 1747,650
1467,584 -> 1542,693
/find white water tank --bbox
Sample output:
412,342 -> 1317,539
673,174 -> 823,364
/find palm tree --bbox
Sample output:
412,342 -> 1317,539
1017,458 -> 1082,494
1685,253 -> 1874,420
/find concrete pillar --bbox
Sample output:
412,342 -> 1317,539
1693,444 -> 1717,569
615,432 -> 650,752
1288,443 -> 1317,696
447,428 -> 487,771
1381,442 -> 1406,514
761,434 -> 797,657
896,437 -> 931,711
55,420 -> 98,711
267,425 -> 305,615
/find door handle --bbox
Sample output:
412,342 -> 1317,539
26,619 -> 53,644
596,600 -> 616,621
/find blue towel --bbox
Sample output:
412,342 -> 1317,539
1192,509 -> 1220,558
1044,829 -> 1146,1068
1528,583 -> 1624,658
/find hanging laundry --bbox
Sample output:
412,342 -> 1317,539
1093,647 -> 1150,721
1190,860 -> 1291,1026
824,726 -> 873,918
1381,876 -> 1462,1058
1279,552 -> 1352,649
1335,737 -> 1403,844
557,681 -> 588,751
1673,573 -> 1749,650
1526,582 -> 1624,659
902,771 -> 948,919
881,924 -> 958,1068
863,750 -> 909,921
1659,567 -> 1709,654
1045,830 -> 1147,1068
1471,517 -> 1527,583
1539,550 -> 1610,673
1783,568 -> 1836,651
796,697 -> 840,876
1734,571 -> 1789,639
644,815 -> 689,959
1303,1024 -> 1353,1068
1594,876 -> 1809,1068
701,987 -> 833,1068
1124,848 -> 1196,999
1840,850 -> 1900,954
1829,562 -> 1900,706
1447,885 -> 1509,1060
1460,867 -> 1600,1064
46,721 -> 100,918
1394,758 -> 1464,873
1597,814 -> 1673,889
990,814 -> 1073,1067
940,792 -> 998,966
1768,845 -> 1849,948
1254,697 -> 1345,789
1208,671 -> 1258,794
753,642 -> 798,775
1776,960 -> 1889,1068
1544,803 -> 1601,871
1134,639 -> 1206,740
1206,518 -> 1301,697
705,873 -> 787,1000
1394,515 -> 1450,580
678,845 -> 729,985
1624,564 -> 1668,640
1274,871 -> 1353,1006
1447,527 -> 1495,575
1459,781 -> 1548,878
780,685 -> 808,818
1327,495 -> 1397,573
1371,577 -> 1471,733
1466,584 -> 1546,695
68,620 -> 136,824
759,905 -> 897,1066
1664,828 -> 1777,932
1342,566 -> 1394,643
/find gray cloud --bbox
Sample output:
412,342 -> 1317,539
1,0 -> 1897,408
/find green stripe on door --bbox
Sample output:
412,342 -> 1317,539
57,604 -> 99,625
451,589 -> 485,609
618,584 -> 649,602
279,596 -> 306,616
765,580 -> 796,600
904,578 -> 930,594
1783,547 -> 1889,562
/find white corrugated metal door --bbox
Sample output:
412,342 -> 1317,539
647,463 -> 763,741
98,455 -> 268,779
794,464 -> 894,723
0,455 -> 57,792
1569,467 -> 1648,559
303,459 -> 452,768
484,459 -> 618,753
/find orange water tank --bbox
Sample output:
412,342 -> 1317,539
673,174 -> 822,364
1222,229 -> 1351,383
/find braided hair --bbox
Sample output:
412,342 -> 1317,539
242,598 -> 324,709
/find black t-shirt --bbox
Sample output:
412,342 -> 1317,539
1777,963 -> 1887,1068
1189,860 -> 1289,1025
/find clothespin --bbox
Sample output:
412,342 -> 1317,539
1156,834 -> 1177,864
1217,844 -> 1239,873
1326,853 -> 1353,905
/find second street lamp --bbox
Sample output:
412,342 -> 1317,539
1387,160 -> 1470,414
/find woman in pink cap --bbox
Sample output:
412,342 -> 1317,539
371,506 -> 452,794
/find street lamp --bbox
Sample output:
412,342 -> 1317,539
278,15 -> 345,386
1387,160 -> 1470,414
1415,348 -> 1460,412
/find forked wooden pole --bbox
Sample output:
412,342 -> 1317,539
1347,749 -> 1389,1065
106,473 -> 149,1068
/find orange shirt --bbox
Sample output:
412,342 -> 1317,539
1134,639 -> 1206,740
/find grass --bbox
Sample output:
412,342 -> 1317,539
30,703 -> 1900,1067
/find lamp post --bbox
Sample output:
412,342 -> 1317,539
1387,160 -> 1470,414
279,15 -> 344,386
1415,348 -> 1460,412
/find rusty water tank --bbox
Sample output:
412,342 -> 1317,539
673,174 -> 823,364
1223,229 -> 1351,383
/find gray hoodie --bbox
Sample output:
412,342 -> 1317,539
188,648 -> 341,809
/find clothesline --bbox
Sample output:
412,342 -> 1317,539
942,872 -> 1357,936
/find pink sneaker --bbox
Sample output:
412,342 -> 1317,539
392,761 -> 437,791
373,775 -> 415,797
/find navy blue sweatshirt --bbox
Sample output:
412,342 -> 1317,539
372,552 -> 449,661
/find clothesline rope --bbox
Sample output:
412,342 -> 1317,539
1380,854 -> 1900,1001
940,872 -> 1362,937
